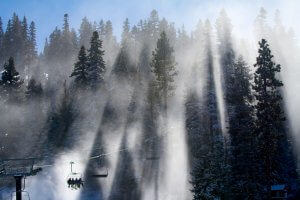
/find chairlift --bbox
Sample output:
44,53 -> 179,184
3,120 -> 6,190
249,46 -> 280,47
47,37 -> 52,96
145,150 -> 160,160
146,156 -> 160,160
91,157 -> 108,178
0,158 -> 42,200
66,162 -> 83,190
91,167 -> 108,178
143,137 -> 161,161
11,176 -> 30,200
145,146 -> 160,161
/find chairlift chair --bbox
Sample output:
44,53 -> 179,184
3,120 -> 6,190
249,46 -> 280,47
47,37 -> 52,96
145,148 -> 160,161
146,156 -> 160,160
66,162 -> 83,190
144,137 -> 161,161
91,167 -> 108,178
91,157 -> 109,178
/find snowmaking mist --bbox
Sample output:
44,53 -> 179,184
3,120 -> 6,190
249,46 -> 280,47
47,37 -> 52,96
1,1 -> 300,200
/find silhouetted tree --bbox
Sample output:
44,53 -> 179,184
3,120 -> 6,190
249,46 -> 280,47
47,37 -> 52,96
112,25 -> 136,82
70,46 -> 89,88
87,31 -> 106,89
150,31 -> 177,111
227,56 -> 260,199
0,57 -> 23,101
28,21 -> 37,62
252,39 -> 286,199
0,17 -> 3,63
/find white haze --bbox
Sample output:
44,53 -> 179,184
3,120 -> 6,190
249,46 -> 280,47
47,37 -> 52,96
2,1 -> 300,200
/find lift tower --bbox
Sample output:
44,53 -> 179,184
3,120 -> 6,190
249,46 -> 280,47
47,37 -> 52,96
0,158 -> 42,200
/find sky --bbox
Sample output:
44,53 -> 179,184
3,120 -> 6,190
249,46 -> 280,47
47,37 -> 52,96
0,0 -> 299,52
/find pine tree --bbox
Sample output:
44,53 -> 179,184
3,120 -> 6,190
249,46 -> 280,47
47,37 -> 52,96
1,57 -> 23,88
131,25 -> 139,42
25,78 -> 43,100
185,91 -> 202,167
190,21 -> 226,200
11,13 -> 21,44
3,19 -> 13,60
122,18 -> 130,45
44,27 -> 62,63
63,13 -> 70,34
227,56 -> 260,199
254,8 -> 269,40
87,31 -> 106,89
0,17 -> 3,38
0,57 -> 23,101
43,38 -> 49,56
112,46 -> 135,80
112,22 -> 136,81
70,46 -> 89,88
21,16 -> 29,66
11,14 -> 24,69
185,60 -> 203,169
47,81 -> 75,151
79,17 -> 93,48
0,14 -> 36,72
158,18 -> 176,47
177,25 -> 190,49
28,21 -> 37,61
150,31 -> 177,111
148,10 -> 160,40
104,20 -> 113,41
0,17 -> 4,63
252,39 -> 285,199
61,14 -> 74,63
98,19 -> 105,38
215,10 -> 235,141
138,44 -> 152,82
21,16 -> 28,40
216,9 -> 235,99
2,14 -> 24,71
71,28 -> 78,49
103,20 -> 118,66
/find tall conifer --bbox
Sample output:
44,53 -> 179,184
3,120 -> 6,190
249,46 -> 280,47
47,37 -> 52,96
253,39 -> 285,199
70,46 -> 89,88
150,31 -> 177,111
87,31 -> 105,89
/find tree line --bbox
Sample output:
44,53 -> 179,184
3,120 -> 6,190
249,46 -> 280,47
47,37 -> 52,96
0,9 -> 298,200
